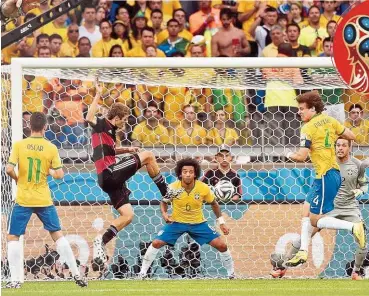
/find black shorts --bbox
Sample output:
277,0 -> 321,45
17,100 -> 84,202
98,154 -> 142,210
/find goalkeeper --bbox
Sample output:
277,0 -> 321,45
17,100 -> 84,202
86,79 -> 182,264
139,158 -> 235,279
272,138 -> 368,279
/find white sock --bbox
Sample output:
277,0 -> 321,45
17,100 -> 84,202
140,244 -> 160,276
219,249 -> 234,276
56,237 -> 80,277
300,217 -> 313,252
317,216 -> 353,231
8,241 -> 22,282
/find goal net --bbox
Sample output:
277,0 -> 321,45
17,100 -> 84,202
1,58 -> 368,280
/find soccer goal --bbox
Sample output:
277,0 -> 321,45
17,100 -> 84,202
1,57 -> 368,280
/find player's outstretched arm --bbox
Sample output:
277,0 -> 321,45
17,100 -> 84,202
86,77 -> 102,125
5,164 -> 18,183
210,200 -> 229,235
285,147 -> 310,162
49,168 -> 64,179
340,128 -> 356,141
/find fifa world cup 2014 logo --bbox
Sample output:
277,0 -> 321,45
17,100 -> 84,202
343,16 -> 369,93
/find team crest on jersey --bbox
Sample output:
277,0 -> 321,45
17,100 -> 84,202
194,193 -> 200,200
297,51 -> 303,57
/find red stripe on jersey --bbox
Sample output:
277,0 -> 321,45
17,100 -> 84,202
91,133 -> 115,149
94,156 -> 116,174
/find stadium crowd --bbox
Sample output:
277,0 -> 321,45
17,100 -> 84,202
1,0 -> 369,151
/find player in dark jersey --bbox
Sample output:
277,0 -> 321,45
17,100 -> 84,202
86,80 -> 182,264
202,146 -> 242,201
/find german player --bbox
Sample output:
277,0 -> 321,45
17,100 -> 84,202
5,112 -> 87,288
202,146 -> 242,201
86,80 -> 181,264
284,91 -> 366,267
271,138 -> 368,279
139,158 -> 235,279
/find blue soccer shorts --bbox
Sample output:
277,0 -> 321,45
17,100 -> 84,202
8,204 -> 61,236
307,169 -> 341,215
156,221 -> 220,246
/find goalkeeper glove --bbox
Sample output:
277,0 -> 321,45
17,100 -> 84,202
352,189 -> 364,199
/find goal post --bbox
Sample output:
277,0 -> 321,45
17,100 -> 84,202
2,57 -> 368,280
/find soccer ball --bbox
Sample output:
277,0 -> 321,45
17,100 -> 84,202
213,180 -> 235,203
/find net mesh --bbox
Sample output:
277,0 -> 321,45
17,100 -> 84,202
1,64 -> 368,280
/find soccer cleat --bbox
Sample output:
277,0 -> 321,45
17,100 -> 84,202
137,273 -> 148,280
270,268 -> 287,278
74,275 -> 88,287
93,235 -> 108,263
352,222 -> 367,249
351,272 -> 363,280
228,273 -> 236,280
4,281 -> 21,289
162,188 -> 184,203
285,250 -> 308,267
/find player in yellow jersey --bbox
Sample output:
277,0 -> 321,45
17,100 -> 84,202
5,112 -> 87,289
139,158 -> 235,279
283,91 -> 366,267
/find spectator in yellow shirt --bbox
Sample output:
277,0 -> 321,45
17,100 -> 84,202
92,19 -> 124,57
60,24 -> 79,57
41,13 -> 68,42
288,2 -> 307,29
157,8 -> 193,45
207,109 -> 239,146
126,27 -> 166,57
261,25 -> 284,57
132,105 -> 170,147
37,46 -> 52,58
173,105 -> 207,146
130,11 -> 148,47
49,34 -> 63,57
111,20 -> 133,53
298,6 -> 328,56
320,0 -> 340,29
344,104 -> 369,145
22,75 -> 53,113
146,0 -> 182,28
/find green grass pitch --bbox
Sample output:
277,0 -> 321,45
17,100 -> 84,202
2,280 -> 369,296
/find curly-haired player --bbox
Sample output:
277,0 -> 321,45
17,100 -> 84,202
139,158 -> 235,279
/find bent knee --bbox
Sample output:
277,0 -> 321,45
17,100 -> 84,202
212,239 -> 228,252
151,239 -> 165,249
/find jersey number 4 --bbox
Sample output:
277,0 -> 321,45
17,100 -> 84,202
27,157 -> 42,184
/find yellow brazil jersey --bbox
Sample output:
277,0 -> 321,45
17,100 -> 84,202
92,38 -> 125,57
207,127 -> 239,146
319,14 -> 340,31
23,77 -> 53,113
8,137 -> 63,207
170,180 -> 215,224
344,119 -> 369,145
298,26 -> 328,56
126,46 -> 166,57
132,121 -> 170,146
164,87 -> 187,124
174,124 -> 207,145
60,40 -> 79,57
300,113 -> 345,178
41,22 -> 67,42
